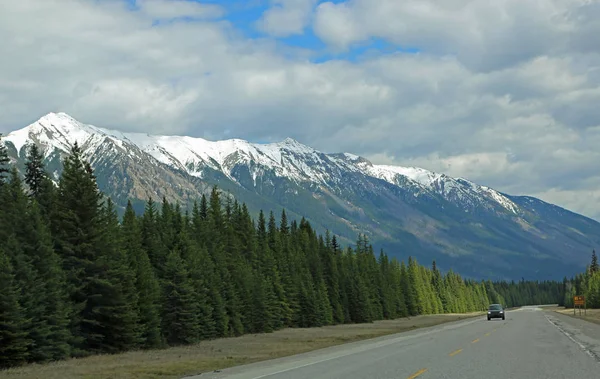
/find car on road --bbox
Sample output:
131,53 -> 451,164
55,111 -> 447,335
487,304 -> 505,320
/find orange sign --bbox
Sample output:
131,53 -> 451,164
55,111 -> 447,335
574,295 -> 585,306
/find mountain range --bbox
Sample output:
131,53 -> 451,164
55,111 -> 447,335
2,112 -> 598,281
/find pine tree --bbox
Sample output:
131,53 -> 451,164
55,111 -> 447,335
0,133 -> 10,186
0,248 -> 31,368
24,143 -> 56,225
400,261 -> 417,316
21,202 -> 72,361
0,168 -> 29,239
323,230 -> 344,323
207,186 -> 243,336
140,198 -> 168,279
199,194 -> 209,221
24,144 -> 46,197
88,199 -> 141,353
1,170 -> 53,362
390,258 -> 408,317
122,201 -> 163,348
186,244 -> 217,340
591,250 -> 599,274
53,142 -> 105,354
161,250 -> 200,345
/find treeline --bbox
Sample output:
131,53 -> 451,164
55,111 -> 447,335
0,137 -> 563,369
562,250 -> 600,308
493,280 -> 564,308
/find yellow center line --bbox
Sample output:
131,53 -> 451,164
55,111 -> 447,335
472,338 -> 480,343
407,368 -> 428,379
449,348 -> 463,357
484,332 -> 491,336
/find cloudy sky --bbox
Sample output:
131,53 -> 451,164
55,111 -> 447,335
1,0 -> 600,218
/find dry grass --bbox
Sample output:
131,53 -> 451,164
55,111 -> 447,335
550,306 -> 600,325
0,312 -> 483,379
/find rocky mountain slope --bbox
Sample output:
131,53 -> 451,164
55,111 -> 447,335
2,112 -> 598,280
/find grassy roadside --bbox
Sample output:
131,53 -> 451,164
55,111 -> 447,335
0,312 -> 484,379
548,306 -> 600,325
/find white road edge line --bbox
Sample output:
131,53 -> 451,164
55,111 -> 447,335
544,315 -> 596,360
249,355 -> 353,379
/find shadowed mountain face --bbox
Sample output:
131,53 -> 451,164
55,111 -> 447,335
3,112 -> 598,280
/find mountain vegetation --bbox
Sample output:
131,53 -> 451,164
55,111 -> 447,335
562,250 -> 600,309
0,136 -> 567,369
3,113 -> 599,281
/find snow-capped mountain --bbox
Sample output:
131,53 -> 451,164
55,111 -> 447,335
2,112 -> 599,280
5,113 -> 518,215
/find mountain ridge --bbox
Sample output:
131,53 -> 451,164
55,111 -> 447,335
2,112 -> 598,280
5,112 -> 521,214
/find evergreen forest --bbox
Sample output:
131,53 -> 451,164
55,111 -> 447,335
0,136 -> 565,369
561,250 -> 600,308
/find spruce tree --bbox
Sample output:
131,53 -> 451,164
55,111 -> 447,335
0,168 -> 29,238
208,186 -> 243,336
24,143 -> 56,225
21,202 -> 72,361
0,248 -> 30,368
140,198 -> 168,279
323,231 -> 344,323
24,144 -> 46,197
400,261 -> 417,316
89,199 -> 141,353
161,250 -> 200,345
122,201 -> 163,348
591,250 -> 599,274
0,133 -> 10,186
186,245 -> 217,340
53,142 -> 104,354
1,171 -> 50,362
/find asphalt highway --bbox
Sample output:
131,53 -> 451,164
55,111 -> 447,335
193,306 -> 600,379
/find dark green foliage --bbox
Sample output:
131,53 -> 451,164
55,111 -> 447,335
122,201 -> 163,348
0,144 -> 566,369
20,202 -> 71,361
24,144 -> 46,198
1,170 -> 71,362
53,142 -> 104,355
89,199 -> 141,353
0,248 -> 31,368
0,133 -> 9,186
24,144 -> 57,223
561,249 -> 600,309
161,250 -> 200,345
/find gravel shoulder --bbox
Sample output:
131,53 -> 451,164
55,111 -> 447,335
550,306 -> 600,326
545,306 -> 600,362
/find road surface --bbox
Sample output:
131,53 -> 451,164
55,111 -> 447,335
192,306 -> 600,379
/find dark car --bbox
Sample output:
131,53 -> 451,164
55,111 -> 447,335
487,304 -> 505,320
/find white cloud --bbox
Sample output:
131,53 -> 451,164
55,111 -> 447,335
313,0 -> 593,71
0,0 -> 600,219
257,0 -> 317,37
137,0 -> 225,20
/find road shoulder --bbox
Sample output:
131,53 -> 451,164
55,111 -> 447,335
544,309 -> 600,362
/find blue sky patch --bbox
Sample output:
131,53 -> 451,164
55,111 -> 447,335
120,0 -> 419,62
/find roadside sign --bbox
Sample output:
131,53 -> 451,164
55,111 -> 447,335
573,295 -> 586,316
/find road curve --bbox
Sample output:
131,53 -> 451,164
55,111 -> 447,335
192,306 -> 600,379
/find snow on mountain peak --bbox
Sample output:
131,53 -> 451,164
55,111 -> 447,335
369,165 -> 445,187
2,112 -> 520,215
359,163 -> 519,214
5,112 -> 113,158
